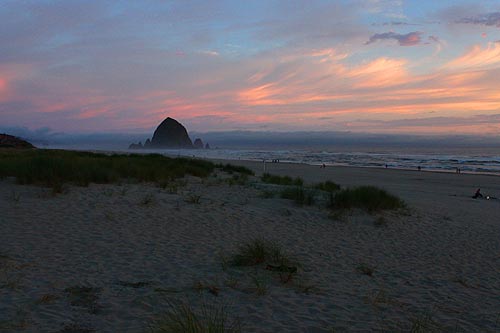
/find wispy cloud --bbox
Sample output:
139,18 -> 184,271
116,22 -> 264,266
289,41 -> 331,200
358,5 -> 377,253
443,42 -> 500,70
456,12 -> 500,27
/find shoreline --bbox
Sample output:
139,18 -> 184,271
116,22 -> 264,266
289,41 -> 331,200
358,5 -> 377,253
42,146 -> 500,178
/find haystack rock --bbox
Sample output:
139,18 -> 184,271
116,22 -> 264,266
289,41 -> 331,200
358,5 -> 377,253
150,117 -> 193,148
0,134 -> 35,149
193,138 -> 204,149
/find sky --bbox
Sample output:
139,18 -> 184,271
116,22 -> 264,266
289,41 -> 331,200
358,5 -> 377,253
1,0 -> 500,135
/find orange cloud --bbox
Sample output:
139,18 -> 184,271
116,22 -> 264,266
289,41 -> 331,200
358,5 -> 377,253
348,58 -> 410,88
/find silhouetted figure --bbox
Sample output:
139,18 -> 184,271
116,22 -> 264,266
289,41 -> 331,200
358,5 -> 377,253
417,166 -> 421,171
472,188 -> 483,199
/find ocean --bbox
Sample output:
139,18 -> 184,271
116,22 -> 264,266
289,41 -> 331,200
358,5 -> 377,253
117,146 -> 500,175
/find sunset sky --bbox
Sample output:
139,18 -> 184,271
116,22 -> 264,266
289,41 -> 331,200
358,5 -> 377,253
1,0 -> 500,135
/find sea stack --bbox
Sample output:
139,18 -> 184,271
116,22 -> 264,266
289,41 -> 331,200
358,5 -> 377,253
150,117 -> 193,148
193,138 -> 204,149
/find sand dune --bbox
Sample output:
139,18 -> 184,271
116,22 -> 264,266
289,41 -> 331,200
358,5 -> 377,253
1,162 -> 499,332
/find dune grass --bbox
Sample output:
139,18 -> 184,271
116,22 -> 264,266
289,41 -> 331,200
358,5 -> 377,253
151,301 -> 241,333
331,186 -> 405,212
0,149 -> 214,191
261,173 -> 303,186
280,187 -> 315,206
230,239 -> 292,267
216,163 -> 254,176
313,181 -> 340,192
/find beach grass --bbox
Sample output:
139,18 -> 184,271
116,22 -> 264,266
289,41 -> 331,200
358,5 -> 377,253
331,186 -> 405,212
230,239 -> 293,267
0,149 -> 214,190
261,173 -> 303,186
280,187 -> 315,206
152,301 -> 241,333
225,173 -> 249,186
313,181 -> 341,192
216,163 -> 254,176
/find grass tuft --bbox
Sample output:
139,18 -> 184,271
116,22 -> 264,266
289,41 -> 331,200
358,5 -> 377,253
230,239 -> 292,267
356,263 -> 375,277
140,193 -> 155,206
313,181 -> 340,192
258,190 -> 275,199
331,186 -> 405,212
64,285 -> 101,314
216,163 -> 254,176
151,300 -> 241,333
225,174 -> 248,186
409,311 -> 440,333
280,187 -> 315,206
261,173 -> 303,186
185,194 -> 201,204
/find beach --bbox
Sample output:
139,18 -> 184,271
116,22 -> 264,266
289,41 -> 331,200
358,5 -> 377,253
1,160 -> 500,332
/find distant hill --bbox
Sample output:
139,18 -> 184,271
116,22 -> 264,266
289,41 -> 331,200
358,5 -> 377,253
0,134 -> 35,149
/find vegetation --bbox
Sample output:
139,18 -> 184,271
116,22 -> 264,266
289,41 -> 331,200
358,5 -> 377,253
185,194 -> 202,204
230,239 -> 291,267
0,149 -> 214,191
356,263 -> 375,277
216,163 -> 254,176
225,173 -> 249,186
313,181 -> 340,192
152,301 -> 241,333
258,190 -> 275,199
64,285 -> 101,314
331,186 -> 405,212
280,187 -> 315,206
261,173 -> 303,186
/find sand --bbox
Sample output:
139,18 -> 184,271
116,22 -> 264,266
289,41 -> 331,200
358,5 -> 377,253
1,160 -> 499,332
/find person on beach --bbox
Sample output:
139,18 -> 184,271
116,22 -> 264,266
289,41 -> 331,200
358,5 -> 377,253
473,188 -> 483,199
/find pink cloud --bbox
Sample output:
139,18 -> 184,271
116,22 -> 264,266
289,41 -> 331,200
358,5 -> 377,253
443,42 -> 500,70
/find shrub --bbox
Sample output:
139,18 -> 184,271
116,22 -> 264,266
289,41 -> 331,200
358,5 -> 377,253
331,186 -> 404,212
261,173 -> 303,186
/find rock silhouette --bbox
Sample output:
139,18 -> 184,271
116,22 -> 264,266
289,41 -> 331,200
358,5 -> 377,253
150,117 -> 193,148
128,142 -> 143,149
0,134 -> 35,149
128,117 -> 195,149
193,138 -> 204,149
